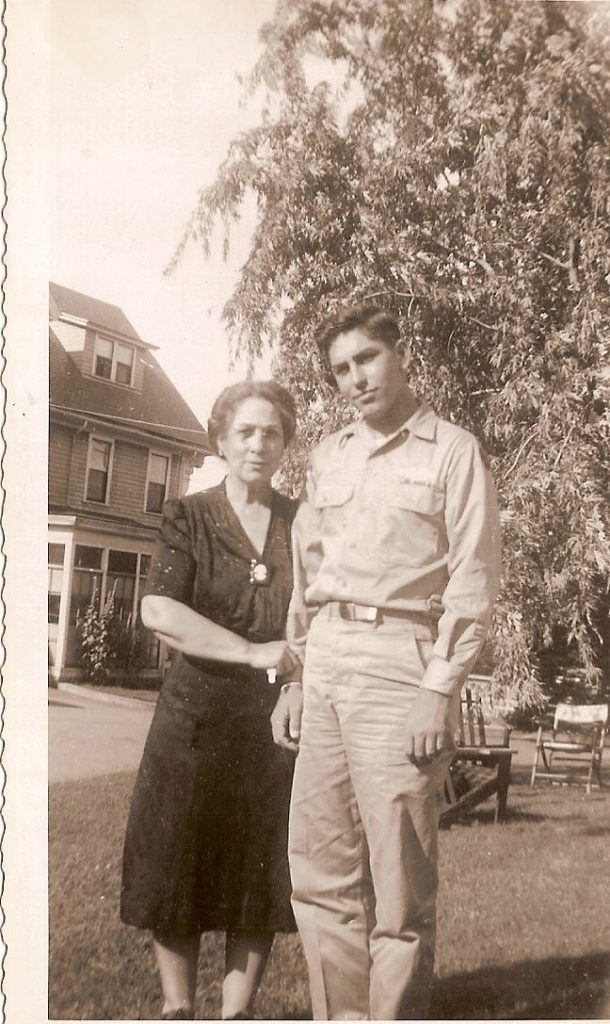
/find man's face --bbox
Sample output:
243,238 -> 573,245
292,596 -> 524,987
328,328 -> 407,429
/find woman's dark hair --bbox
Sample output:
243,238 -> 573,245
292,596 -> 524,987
207,380 -> 297,456
315,305 -> 401,369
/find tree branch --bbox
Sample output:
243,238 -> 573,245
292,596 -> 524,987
540,239 -> 580,287
552,424 -> 575,470
502,425 -> 540,480
467,316 -> 501,331
360,290 -> 416,301
540,251 -> 569,270
415,226 -> 497,278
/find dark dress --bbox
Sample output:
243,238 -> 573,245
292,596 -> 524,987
120,484 -> 298,937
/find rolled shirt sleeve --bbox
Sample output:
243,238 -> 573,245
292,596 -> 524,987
420,437 -> 501,696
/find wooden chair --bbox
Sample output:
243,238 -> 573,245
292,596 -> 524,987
442,686 -> 514,824
530,703 -> 608,794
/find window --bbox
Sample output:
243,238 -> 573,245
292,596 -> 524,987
69,546 -> 103,625
93,335 -> 135,386
49,542 -> 65,564
85,438 -> 113,503
145,452 -> 169,513
115,343 -> 134,384
107,550 -> 138,620
48,544 -> 65,625
108,550 -> 138,574
94,336 -> 113,379
67,547 -> 160,669
74,545 -> 103,570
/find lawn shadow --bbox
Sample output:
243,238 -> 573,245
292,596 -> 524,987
433,950 -> 610,1019
583,824 -> 610,837
440,805 -> 549,828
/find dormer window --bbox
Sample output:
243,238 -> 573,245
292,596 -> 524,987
94,334 -> 135,386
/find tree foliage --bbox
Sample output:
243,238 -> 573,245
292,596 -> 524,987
178,0 -> 610,709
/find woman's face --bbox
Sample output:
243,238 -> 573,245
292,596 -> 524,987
219,397 -> 286,486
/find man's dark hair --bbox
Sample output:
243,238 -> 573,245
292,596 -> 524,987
315,305 -> 401,368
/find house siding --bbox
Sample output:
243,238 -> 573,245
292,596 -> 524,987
49,423 -> 74,505
169,453 -> 182,499
67,431 -> 89,507
110,440 -> 148,518
132,346 -> 145,392
51,320 -> 87,354
65,431 -> 188,523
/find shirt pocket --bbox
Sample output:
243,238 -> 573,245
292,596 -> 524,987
312,472 -> 354,541
313,474 -> 354,509
380,479 -> 445,566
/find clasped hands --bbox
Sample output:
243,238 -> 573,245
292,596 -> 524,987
247,639 -> 299,677
249,639 -> 303,754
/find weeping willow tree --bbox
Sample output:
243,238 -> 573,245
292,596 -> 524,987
172,0 -> 610,710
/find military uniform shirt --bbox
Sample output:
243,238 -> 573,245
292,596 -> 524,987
287,402 -> 502,697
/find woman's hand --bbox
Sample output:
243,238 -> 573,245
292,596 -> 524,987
248,640 -> 299,676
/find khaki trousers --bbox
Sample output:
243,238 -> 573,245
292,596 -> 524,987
289,608 -> 457,1020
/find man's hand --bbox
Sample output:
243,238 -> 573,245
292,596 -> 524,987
404,688 -> 456,766
427,592 -> 444,617
271,683 -> 303,753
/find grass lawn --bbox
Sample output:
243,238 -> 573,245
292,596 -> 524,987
49,765 -> 610,1020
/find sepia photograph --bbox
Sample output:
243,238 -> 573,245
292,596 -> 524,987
4,0 -> 610,1020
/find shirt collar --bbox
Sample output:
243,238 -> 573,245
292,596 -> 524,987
404,402 -> 438,442
346,401 -> 438,449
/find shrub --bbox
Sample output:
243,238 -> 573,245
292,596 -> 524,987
76,587 -> 148,684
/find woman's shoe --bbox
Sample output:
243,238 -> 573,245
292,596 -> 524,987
161,1008 -> 193,1020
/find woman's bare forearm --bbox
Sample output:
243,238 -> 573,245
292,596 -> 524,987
142,595 -> 251,664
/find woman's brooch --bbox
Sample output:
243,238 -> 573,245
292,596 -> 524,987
249,559 -> 269,585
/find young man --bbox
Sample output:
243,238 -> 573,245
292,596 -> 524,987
272,305 -> 502,1020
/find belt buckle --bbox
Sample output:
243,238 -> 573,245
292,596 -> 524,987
357,604 -> 379,623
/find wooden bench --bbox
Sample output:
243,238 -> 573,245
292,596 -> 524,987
441,685 -> 514,824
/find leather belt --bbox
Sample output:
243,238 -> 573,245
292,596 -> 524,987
326,601 -> 428,624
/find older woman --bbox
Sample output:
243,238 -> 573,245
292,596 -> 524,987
121,381 -> 300,1021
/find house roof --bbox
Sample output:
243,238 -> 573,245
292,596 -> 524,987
50,282 -> 152,346
50,310 -> 211,456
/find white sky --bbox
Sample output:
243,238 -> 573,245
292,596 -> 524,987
50,0 -> 278,449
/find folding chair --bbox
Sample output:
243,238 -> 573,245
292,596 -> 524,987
442,686 -> 513,824
530,703 -> 608,794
